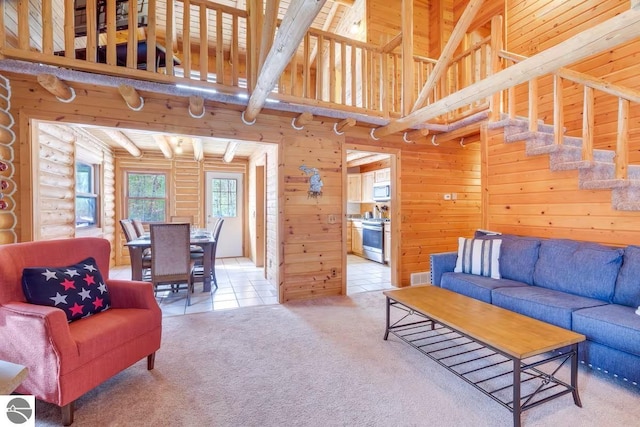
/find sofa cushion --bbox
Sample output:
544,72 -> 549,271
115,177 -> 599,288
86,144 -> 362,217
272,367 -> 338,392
454,237 -> 502,279
613,245 -> 640,308
441,272 -> 528,303
477,234 -> 541,285
22,257 -> 111,322
572,304 -> 640,357
492,286 -> 607,329
533,239 -> 623,301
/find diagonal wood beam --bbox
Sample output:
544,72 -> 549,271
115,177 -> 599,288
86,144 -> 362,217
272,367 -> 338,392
411,0 -> 485,113
152,134 -> 174,159
374,7 -> 640,138
223,141 -> 239,163
243,0 -> 328,123
259,0 -> 281,72
103,129 -> 142,157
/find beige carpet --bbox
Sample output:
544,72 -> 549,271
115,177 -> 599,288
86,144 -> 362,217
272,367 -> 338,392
34,291 -> 640,426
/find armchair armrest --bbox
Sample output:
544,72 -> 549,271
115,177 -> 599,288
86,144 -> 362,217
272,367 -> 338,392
0,302 -> 79,375
106,279 -> 161,312
430,251 -> 458,286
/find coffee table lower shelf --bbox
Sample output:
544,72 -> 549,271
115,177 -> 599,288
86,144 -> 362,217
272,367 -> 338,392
384,296 -> 581,427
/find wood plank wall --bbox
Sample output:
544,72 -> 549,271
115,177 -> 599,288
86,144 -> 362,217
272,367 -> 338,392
482,0 -> 640,246
400,135 -> 482,281
367,0 -> 431,56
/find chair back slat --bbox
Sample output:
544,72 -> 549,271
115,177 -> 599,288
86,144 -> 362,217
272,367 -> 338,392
120,219 -> 138,242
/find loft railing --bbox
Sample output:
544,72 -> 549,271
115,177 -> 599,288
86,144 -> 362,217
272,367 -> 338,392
0,0 -> 495,124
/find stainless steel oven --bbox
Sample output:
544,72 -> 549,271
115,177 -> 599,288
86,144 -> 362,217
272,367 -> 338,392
362,220 -> 384,263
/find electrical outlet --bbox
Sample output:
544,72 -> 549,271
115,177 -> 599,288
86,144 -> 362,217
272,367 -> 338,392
331,268 -> 337,277
443,193 -> 452,200
451,193 -> 458,200
328,214 -> 337,224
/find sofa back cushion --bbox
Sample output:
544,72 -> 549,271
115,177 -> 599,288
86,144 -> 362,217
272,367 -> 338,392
613,245 -> 640,307
0,238 -> 111,305
533,239 -> 623,301
476,233 -> 541,285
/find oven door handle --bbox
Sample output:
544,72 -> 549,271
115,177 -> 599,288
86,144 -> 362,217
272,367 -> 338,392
363,224 -> 383,231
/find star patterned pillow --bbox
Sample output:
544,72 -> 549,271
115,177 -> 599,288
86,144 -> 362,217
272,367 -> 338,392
22,257 -> 111,322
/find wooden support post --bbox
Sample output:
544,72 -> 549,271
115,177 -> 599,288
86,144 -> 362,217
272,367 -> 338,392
616,98 -> 630,180
489,15 -> 503,122
243,0 -> 327,123
292,112 -> 314,129
37,74 -> 74,101
401,0 -> 414,116
334,118 -> 356,134
582,86 -> 594,162
412,0 -> 485,112
223,141 -> 239,163
259,0 -> 281,71
102,129 -> 142,158
189,96 -> 205,118
553,75 -> 564,146
118,84 -> 144,110
152,135 -> 173,159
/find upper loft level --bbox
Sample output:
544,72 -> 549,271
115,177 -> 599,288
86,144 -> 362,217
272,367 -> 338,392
0,0 -> 500,128
1,0 -> 639,144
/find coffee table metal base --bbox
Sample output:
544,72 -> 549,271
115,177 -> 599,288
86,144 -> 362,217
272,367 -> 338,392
384,297 -> 581,427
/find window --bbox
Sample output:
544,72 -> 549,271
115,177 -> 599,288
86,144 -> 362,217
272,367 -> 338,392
126,172 -> 167,222
210,178 -> 237,217
76,162 -> 99,227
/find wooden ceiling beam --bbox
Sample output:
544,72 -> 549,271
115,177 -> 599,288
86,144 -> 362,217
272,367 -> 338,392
375,7 -> 640,138
37,74 -> 75,102
243,0 -> 328,123
118,84 -> 144,110
192,137 -> 204,162
223,141 -> 239,163
411,0 -> 485,113
152,134 -> 174,159
102,129 -> 142,157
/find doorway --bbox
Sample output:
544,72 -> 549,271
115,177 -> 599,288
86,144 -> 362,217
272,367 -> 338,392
205,171 -> 244,258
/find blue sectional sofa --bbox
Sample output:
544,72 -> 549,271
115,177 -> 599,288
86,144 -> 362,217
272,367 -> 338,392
430,233 -> 640,386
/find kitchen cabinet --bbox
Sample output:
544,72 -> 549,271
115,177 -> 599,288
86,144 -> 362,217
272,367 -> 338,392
347,174 -> 362,202
384,224 -> 391,264
360,172 -> 375,203
352,220 -> 363,256
347,220 -> 353,253
375,168 -> 390,183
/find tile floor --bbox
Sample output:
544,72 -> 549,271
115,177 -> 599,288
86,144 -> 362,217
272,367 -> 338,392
110,254 -> 393,316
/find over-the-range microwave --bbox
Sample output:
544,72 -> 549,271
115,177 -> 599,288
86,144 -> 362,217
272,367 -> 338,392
372,182 -> 391,202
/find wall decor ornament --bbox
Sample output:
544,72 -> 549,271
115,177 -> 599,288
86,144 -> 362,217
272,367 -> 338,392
299,165 -> 323,198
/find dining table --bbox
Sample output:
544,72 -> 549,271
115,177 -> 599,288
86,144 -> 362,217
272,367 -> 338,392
125,233 -> 217,292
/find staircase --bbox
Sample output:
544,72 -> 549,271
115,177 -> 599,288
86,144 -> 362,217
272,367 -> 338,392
488,117 -> 640,211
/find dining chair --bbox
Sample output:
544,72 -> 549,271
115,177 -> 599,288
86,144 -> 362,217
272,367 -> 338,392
120,219 -> 152,278
131,219 -> 146,237
149,223 -> 195,306
209,218 -> 225,288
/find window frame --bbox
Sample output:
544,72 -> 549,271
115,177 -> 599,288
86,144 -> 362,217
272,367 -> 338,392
210,177 -> 238,218
75,161 -> 100,229
124,170 -> 170,223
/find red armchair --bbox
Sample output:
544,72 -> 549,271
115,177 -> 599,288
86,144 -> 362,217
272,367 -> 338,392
0,238 -> 162,425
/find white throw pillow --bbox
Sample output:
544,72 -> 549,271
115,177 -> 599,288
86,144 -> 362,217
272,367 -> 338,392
636,306 -> 640,316
454,237 -> 502,279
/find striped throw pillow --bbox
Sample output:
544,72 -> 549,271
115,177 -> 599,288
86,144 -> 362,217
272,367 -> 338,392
454,237 -> 502,279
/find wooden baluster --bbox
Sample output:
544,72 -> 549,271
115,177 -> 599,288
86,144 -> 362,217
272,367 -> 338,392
554,74 -> 564,146
316,35 -> 324,101
231,15 -> 239,86
106,0 -> 116,65
616,98 -> 630,180
508,61 -> 516,119
351,45 -> 357,106
86,0 -> 97,62
182,0 -> 191,78
147,0 -> 157,72
582,86 -> 594,162
329,39 -> 336,103
303,34 -> 310,98
0,2 -> 4,49
216,10 -> 224,84
529,78 -> 539,132
18,0 -> 30,50
341,42 -> 347,105
291,47 -> 299,97
381,52 -> 389,118
489,15 -> 503,121
165,0 -> 175,75
42,0 -> 53,55
127,0 -> 139,69
199,3 -> 208,81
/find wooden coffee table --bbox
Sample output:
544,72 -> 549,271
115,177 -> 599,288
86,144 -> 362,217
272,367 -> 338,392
383,286 -> 585,427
